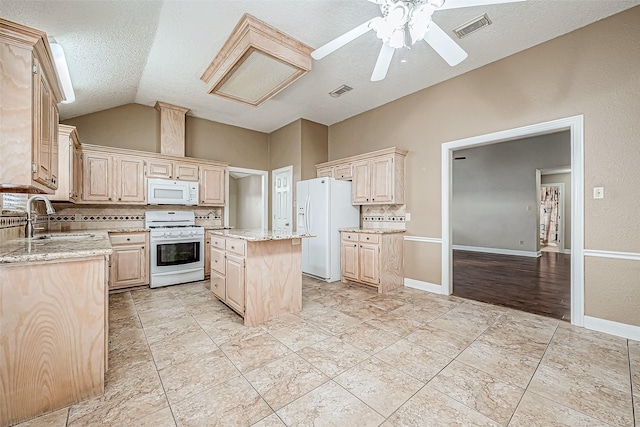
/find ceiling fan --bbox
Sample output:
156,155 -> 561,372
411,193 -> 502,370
312,0 -> 526,81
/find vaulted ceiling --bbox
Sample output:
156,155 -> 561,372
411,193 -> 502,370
1,0 -> 638,133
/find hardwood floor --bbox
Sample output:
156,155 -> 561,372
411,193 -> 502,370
452,250 -> 571,321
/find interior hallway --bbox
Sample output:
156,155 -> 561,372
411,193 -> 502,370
15,276 -> 637,426
452,250 -> 571,321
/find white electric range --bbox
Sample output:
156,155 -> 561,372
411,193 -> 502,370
145,211 -> 205,288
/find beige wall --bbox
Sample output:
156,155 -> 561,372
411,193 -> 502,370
186,116 -> 268,170
268,120 -> 302,229
63,103 -> 269,170
541,172 -> 572,250
301,119 -> 328,181
63,104 -> 158,152
328,7 -> 640,326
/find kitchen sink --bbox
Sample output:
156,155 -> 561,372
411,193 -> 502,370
35,233 -> 96,241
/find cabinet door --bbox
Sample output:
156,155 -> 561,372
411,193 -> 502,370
70,143 -> 82,201
32,57 -> 53,187
204,235 -> 211,278
115,156 -> 146,203
210,271 -> 226,300
341,241 -> 359,281
110,245 -> 147,289
358,242 -> 380,286
50,106 -> 59,189
82,151 -> 113,202
225,254 -> 245,314
334,163 -> 353,180
317,166 -> 333,178
370,156 -> 394,203
175,162 -> 199,181
146,159 -> 173,179
351,160 -> 370,204
200,166 -> 226,206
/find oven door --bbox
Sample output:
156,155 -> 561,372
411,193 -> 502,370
150,237 -> 204,274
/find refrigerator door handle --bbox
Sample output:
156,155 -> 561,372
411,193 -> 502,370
306,196 -> 311,233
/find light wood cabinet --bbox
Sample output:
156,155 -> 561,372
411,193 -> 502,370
50,125 -> 82,202
210,237 -> 246,315
341,231 -> 404,293
146,159 -> 199,181
315,147 -> 407,205
108,232 -> 149,290
209,235 -> 302,326
81,148 -> 146,204
0,19 -> 63,193
0,256 -> 107,426
352,154 -> 400,204
204,233 -> 211,279
200,165 -> 226,206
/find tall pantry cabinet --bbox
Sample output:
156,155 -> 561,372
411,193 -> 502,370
0,19 -> 64,193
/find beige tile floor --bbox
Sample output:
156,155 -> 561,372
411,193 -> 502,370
16,276 -> 639,427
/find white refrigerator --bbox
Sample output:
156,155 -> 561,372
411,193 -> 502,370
296,177 -> 360,282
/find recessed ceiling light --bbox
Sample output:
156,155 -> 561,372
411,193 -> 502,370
400,59 -> 407,63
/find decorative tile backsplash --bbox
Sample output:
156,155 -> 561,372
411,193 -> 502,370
362,205 -> 406,230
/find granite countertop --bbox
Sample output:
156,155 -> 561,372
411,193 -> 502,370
0,231 -> 113,264
209,229 -> 315,242
105,228 -> 149,233
339,228 -> 406,234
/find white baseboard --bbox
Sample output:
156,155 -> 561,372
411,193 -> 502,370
404,278 -> 445,295
583,316 -> 640,342
452,245 -> 540,258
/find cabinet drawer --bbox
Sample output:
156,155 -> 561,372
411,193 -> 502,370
359,233 -> 380,244
210,235 -> 226,250
211,249 -> 225,275
226,238 -> 246,256
210,271 -> 226,300
109,233 -> 147,246
342,232 -> 359,242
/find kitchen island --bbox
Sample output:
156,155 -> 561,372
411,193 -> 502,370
0,231 -> 112,426
208,229 -> 313,326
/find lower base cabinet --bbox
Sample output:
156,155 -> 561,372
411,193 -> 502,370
341,230 -> 405,293
108,231 -> 149,290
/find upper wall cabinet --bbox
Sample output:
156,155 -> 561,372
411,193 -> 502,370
0,19 -> 64,193
316,147 -> 407,205
146,159 -> 199,181
49,125 -> 81,202
199,165 -> 226,206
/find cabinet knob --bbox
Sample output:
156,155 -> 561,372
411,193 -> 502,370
126,238 -> 130,241
214,283 -> 218,288
169,175 -> 172,178
231,246 -> 235,249
366,237 -> 369,240
141,246 -> 145,249
109,197 -> 112,201
119,198 -> 122,201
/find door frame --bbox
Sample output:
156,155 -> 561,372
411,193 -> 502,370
271,165 -> 294,232
225,166 -> 268,230
538,178 -> 566,253
441,115 -> 584,326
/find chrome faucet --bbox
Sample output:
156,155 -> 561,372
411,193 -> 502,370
25,195 -> 55,238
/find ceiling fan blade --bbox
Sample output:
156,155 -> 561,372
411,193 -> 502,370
438,0 -> 526,11
424,22 -> 468,66
311,19 -> 375,60
371,44 -> 395,81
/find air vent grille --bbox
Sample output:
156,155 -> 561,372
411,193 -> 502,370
329,84 -> 353,98
454,13 -> 492,39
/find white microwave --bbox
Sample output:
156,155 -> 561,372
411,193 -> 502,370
147,178 -> 198,205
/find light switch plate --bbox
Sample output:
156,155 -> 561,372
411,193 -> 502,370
593,187 -> 604,199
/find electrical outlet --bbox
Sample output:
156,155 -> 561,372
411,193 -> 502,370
519,240 -> 524,246
593,187 -> 604,199
405,212 -> 411,221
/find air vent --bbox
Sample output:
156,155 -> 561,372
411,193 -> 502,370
329,84 -> 353,98
453,14 -> 492,39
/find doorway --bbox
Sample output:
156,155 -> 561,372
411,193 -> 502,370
442,115 -> 584,326
225,167 -> 268,230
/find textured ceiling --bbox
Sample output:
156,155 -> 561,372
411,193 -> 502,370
1,0 -> 638,133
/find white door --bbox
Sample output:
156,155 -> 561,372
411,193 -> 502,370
272,165 -> 293,232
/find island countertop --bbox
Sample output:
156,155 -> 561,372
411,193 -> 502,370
208,229 -> 314,242
339,228 -> 406,234
0,231 -> 113,264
